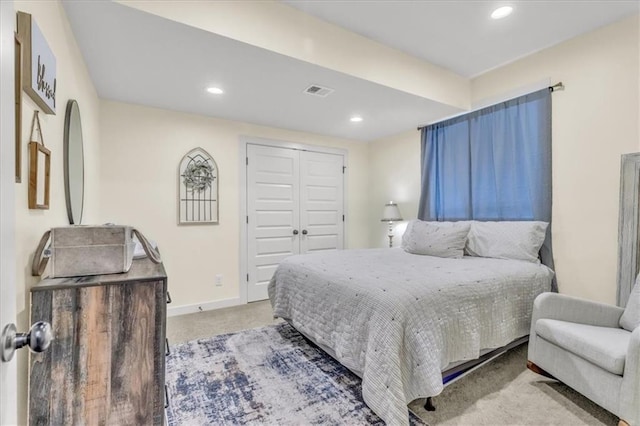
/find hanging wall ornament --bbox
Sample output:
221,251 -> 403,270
28,111 -> 50,210
178,147 -> 218,224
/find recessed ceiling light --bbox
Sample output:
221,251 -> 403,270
206,87 -> 224,95
350,116 -> 363,123
491,6 -> 513,19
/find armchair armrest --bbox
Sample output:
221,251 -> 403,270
531,293 -> 624,329
620,326 -> 640,425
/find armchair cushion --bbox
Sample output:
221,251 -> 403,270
535,319 -> 631,375
620,276 -> 640,332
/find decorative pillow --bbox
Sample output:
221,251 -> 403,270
401,220 -> 470,258
620,274 -> 640,331
466,221 -> 548,263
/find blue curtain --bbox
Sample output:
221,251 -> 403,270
418,88 -> 555,288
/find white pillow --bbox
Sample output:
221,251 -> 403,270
402,220 -> 470,258
466,221 -> 548,263
620,275 -> 640,331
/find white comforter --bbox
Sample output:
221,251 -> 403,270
268,248 -> 554,425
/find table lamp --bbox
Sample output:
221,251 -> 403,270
381,201 -> 403,248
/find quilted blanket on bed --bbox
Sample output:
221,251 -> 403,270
268,248 -> 553,425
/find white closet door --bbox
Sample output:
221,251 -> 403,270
247,144 -> 300,302
299,151 -> 344,254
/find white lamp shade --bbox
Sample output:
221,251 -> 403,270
381,201 -> 403,222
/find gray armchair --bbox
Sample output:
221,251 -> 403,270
528,292 -> 640,426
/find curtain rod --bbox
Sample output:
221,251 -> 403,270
549,82 -> 564,92
416,81 -> 564,131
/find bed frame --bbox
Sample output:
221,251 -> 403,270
290,319 -> 529,412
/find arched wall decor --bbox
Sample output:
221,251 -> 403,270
178,147 -> 218,224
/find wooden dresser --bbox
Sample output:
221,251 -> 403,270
29,258 -> 168,426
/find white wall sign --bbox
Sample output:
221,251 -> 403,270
17,11 -> 56,115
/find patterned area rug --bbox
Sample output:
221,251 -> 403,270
165,322 -> 423,425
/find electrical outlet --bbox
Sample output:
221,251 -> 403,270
215,274 -> 223,287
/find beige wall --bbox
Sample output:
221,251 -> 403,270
13,1 -> 101,424
368,130 -> 421,248
370,15 -> 640,304
99,101 -> 370,310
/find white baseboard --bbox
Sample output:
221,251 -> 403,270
167,297 -> 244,317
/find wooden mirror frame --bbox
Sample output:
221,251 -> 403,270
28,140 -> 51,210
14,32 -> 22,183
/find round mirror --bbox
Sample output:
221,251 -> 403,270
64,100 -> 84,224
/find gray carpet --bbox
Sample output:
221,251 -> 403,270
408,345 -> 618,426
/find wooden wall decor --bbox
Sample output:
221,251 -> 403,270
17,11 -> 56,115
28,111 -> 50,210
15,32 -> 23,183
178,147 -> 218,224
617,152 -> 640,307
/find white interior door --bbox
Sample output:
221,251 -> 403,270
0,0 -> 18,422
246,143 -> 345,302
247,144 -> 300,302
299,151 -> 344,253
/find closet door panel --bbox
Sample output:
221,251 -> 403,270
300,151 -> 344,254
247,144 -> 300,302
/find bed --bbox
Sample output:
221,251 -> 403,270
268,247 -> 554,425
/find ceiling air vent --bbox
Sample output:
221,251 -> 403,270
304,84 -> 334,98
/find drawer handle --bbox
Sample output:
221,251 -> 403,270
165,338 -> 170,356
164,384 -> 169,409
166,291 -> 172,304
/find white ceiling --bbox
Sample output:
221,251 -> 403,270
63,1 -> 639,142
284,0 -> 640,78
63,1 -> 462,142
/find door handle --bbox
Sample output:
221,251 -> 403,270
293,229 -> 299,235
1,321 -> 53,362
302,230 -> 308,235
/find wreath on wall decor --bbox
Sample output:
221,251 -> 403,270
182,160 -> 214,193
178,148 -> 219,224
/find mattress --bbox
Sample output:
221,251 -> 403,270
268,248 -> 554,425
